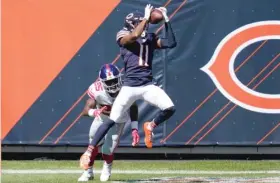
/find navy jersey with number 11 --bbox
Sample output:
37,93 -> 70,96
116,29 -> 158,87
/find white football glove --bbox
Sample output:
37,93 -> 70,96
144,4 -> 153,21
157,7 -> 169,22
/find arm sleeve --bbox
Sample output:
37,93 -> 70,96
159,22 -> 177,48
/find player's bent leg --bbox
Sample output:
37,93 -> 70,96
89,117 -> 106,145
110,86 -> 138,123
79,118 -> 105,181
101,123 -> 125,155
153,106 -> 176,126
99,123 -> 125,182
83,120 -> 115,180
142,85 -> 176,148
89,119 -> 115,147
90,87 -> 137,148
142,85 -> 175,110
79,146 -> 98,181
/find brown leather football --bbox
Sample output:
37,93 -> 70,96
150,9 -> 163,24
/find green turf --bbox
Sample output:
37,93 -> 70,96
1,174 -> 154,183
2,160 -> 280,183
2,160 -> 280,171
2,173 -> 280,183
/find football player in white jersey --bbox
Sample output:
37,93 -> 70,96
78,64 -> 140,182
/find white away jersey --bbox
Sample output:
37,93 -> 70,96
87,81 -> 115,111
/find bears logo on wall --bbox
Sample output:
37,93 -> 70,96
201,21 -> 280,114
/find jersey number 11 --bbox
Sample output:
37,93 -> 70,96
139,45 -> 149,67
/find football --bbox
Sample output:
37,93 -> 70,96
150,9 -> 163,24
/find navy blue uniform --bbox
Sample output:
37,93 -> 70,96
116,29 -> 158,87
88,11 -> 176,151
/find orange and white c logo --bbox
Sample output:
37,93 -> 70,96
201,21 -> 280,114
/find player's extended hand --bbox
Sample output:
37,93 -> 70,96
144,4 -> 153,21
131,129 -> 140,147
156,7 -> 169,22
93,106 -> 107,118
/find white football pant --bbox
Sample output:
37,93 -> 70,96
89,113 -> 129,155
110,84 -> 174,123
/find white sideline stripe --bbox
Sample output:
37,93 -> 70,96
2,169 -> 280,174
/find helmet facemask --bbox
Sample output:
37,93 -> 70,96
101,76 -> 122,94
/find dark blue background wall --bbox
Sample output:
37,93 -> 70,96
3,0 -> 280,147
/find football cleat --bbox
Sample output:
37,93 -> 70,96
143,122 -> 153,148
80,152 -> 91,170
100,162 -> 112,182
78,169 -> 94,182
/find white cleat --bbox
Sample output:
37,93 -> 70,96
78,169 -> 94,182
100,162 -> 112,182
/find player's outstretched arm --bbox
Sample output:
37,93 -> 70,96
119,19 -> 149,46
118,4 -> 153,46
82,98 -> 96,116
156,7 -> 177,49
82,98 -> 107,118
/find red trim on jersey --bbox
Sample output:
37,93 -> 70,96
87,90 -> 95,99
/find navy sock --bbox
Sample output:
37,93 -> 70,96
154,106 -> 176,126
90,119 -> 115,146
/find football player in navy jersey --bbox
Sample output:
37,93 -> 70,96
80,4 -> 177,170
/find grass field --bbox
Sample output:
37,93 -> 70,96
2,160 -> 280,183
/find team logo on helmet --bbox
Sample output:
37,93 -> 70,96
99,64 -> 122,94
124,12 -> 145,31
126,13 -> 134,19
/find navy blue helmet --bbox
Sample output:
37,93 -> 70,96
99,64 -> 122,94
124,12 -> 148,32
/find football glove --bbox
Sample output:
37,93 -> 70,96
144,4 -> 153,21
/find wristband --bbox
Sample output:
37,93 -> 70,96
88,109 -> 96,117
